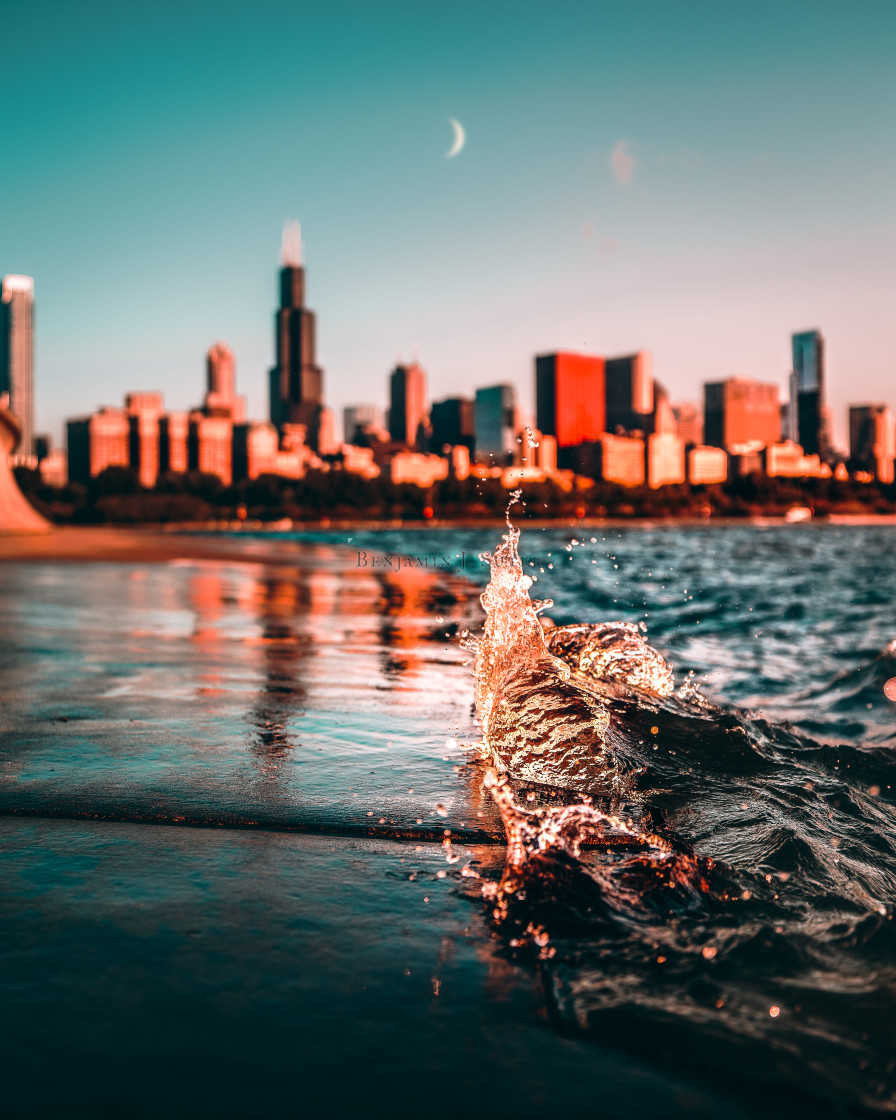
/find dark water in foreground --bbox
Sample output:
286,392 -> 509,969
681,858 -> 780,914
2,524 -> 896,1117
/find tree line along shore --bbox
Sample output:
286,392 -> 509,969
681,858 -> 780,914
13,464 -> 896,526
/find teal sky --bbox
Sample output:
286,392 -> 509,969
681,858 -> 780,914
1,0 -> 894,448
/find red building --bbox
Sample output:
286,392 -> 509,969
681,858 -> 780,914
536,352 -> 605,464
704,378 -> 780,451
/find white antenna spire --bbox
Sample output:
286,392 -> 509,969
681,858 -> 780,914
282,221 -> 303,267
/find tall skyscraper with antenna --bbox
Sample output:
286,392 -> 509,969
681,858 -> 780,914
269,222 -> 325,444
0,275 -> 35,461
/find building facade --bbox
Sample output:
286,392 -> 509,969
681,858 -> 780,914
646,433 -> 686,488
605,351 -> 654,433
474,384 -> 517,463
125,392 -> 164,488
388,362 -> 428,448
429,397 -> 474,453
790,329 -> 829,458
205,342 -> 246,422
704,377 -> 780,450
159,413 -> 189,474
850,404 -> 896,484
673,402 -> 704,446
536,352 -> 605,464
188,413 -> 232,485
67,407 -> 131,484
0,275 -> 35,462
571,434 -> 645,486
687,445 -> 728,485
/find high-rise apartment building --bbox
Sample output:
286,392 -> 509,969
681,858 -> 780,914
605,351 -> 654,433
0,275 -> 35,461
269,223 -> 325,444
704,378 -> 780,450
474,384 -> 517,463
388,362 -> 428,447
790,329 -> 829,458
536,352 -> 605,466
850,404 -> 896,484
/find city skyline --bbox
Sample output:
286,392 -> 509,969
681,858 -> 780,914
1,1 -> 894,447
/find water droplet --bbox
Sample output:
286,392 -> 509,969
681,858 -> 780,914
769,1005 -> 781,1018
702,946 -> 718,959
884,677 -> 896,701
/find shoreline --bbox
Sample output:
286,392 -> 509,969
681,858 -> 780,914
3,511 -> 896,564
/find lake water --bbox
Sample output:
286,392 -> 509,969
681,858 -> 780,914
2,522 -> 894,1118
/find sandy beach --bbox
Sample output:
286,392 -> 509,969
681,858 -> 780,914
0,525 -> 326,565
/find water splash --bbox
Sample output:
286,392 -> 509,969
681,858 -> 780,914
473,493 -> 626,795
470,501 -> 711,935
462,514 -> 896,1113
473,494 -> 677,796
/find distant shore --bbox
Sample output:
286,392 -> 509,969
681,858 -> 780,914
3,512 -> 896,565
0,526 -> 343,565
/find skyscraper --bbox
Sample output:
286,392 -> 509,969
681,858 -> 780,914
536,352 -> 605,467
430,397 -> 474,452
0,275 -> 35,461
388,362 -> 428,447
269,223 -> 325,445
790,329 -> 829,458
605,351 -> 654,433
474,384 -> 517,463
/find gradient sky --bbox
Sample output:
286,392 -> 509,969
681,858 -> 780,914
1,0 -> 894,448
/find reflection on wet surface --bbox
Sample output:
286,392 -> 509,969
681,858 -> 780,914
1,817 -> 791,1120
0,545 -> 499,839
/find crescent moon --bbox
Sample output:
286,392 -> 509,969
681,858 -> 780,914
445,118 -> 465,158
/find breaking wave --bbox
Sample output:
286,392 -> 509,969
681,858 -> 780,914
463,498 -> 896,1114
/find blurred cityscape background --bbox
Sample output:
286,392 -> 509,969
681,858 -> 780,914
2,1 -> 894,522
2,228 -> 894,523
